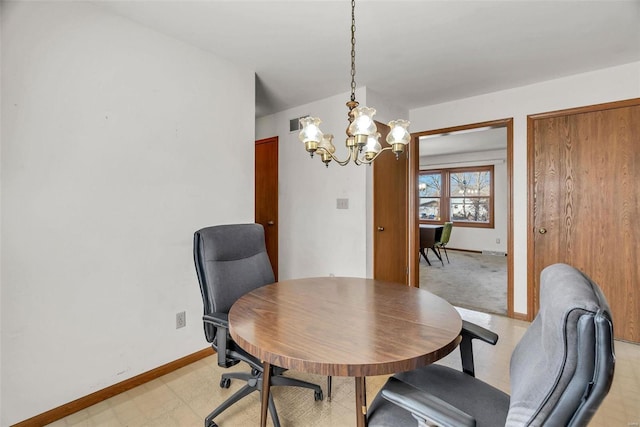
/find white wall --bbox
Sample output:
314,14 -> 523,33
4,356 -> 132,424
366,88 -> 409,125
420,149 -> 508,253
1,2 -> 255,425
256,89 -> 371,280
410,61 -> 640,314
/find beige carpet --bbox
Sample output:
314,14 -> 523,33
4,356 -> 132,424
419,249 -> 507,315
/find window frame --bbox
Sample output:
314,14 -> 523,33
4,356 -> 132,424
418,165 -> 495,229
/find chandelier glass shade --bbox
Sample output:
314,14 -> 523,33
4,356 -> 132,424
298,0 -> 410,166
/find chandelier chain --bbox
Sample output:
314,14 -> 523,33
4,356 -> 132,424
298,0 -> 409,167
350,0 -> 356,102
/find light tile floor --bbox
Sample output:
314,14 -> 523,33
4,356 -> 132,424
47,308 -> 640,426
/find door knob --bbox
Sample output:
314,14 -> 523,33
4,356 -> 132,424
538,227 -> 547,234
377,226 -> 385,231
267,221 -> 275,226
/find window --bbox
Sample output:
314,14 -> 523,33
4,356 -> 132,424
418,172 -> 442,221
418,166 -> 494,228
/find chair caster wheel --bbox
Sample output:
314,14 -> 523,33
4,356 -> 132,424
205,419 -> 218,427
314,390 -> 324,401
220,378 -> 231,388
251,368 -> 260,377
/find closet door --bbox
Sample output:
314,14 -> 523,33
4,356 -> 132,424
529,98 -> 640,342
255,137 -> 279,280
373,123 -> 409,285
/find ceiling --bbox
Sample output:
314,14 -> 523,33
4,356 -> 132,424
420,127 -> 507,157
95,1 -> 640,118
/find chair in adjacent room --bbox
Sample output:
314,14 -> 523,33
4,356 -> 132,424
434,221 -> 452,265
194,223 -> 323,427
367,263 -> 615,427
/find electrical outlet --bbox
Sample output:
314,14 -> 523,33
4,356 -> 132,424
337,198 -> 349,209
176,311 -> 186,329
496,238 -> 501,244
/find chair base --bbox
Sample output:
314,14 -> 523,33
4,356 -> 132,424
206,368 -> 323,427
205,375 -> 278,427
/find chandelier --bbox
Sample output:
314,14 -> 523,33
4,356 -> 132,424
298,0 -> 410,167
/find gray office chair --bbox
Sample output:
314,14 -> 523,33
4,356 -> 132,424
194,224 -> 323,427
367,263 -> 615,427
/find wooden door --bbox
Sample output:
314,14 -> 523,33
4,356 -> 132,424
255,137 -> 278,280
373,123 -> 409,284
529,99 -> 640,342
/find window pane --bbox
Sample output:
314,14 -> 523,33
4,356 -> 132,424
419,197 -> 440,220
450,197 -> 490,223
450,171 -> 491,197
418,173 -> 441,197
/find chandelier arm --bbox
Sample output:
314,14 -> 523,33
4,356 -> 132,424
316,148 -> 353,166
356,146 -> 395,165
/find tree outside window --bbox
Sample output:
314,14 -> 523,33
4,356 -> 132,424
450,169 -> 491,223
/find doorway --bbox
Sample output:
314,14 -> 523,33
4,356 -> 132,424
412,119 -> 514,317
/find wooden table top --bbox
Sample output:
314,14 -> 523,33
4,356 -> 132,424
229,277 -> 462,377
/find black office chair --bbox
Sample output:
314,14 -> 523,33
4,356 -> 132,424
368,263 -> 615,427
194,224 -> 323,427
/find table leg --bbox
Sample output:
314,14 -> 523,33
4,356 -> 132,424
260,362 -> 271,427
355,376 -> 367,427
420,248 -> 431,266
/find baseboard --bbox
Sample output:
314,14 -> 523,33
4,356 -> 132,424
446,247 -> 481,253
448,248 -> 508,256
12,347 -> 215,427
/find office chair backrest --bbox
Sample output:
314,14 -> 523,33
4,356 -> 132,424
194,223 -> 275,343
439,222 -> 453,244
507,263 -> 615,426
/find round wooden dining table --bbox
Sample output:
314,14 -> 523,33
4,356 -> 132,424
229,276 -> 462,427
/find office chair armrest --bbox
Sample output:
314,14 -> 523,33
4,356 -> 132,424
203,312 -> 229,328
203,313 -> 236,368
381,378 -> 476,427
203,313 -> 263,370
462,320 -> 498,345
460,320 -> 498,377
